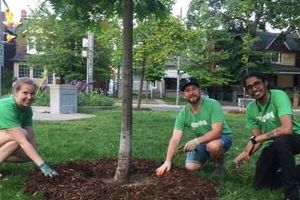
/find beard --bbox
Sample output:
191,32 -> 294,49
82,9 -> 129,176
187,95 -> 201,105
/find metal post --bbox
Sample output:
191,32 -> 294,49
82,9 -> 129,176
86,32 -> 94,93
175,8 -> 183,106
175,56 -> 180,105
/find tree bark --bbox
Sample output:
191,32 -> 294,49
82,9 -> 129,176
114,0 -> 133,184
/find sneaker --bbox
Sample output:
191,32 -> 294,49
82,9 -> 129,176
214,167 -> 224,175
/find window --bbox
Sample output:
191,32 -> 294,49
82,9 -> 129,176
48,73 -> 53,84
271,52 -> 282,63
165,78 -> 177,90
18,65 -> 30,77
33,66 -> 44,78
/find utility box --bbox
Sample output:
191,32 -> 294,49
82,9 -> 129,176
50,85 -> 78,114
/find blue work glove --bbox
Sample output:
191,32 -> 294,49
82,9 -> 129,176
39,163 -> 59,177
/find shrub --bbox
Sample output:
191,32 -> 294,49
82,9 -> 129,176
33,91 -> 50,106
32,90 -> 114,107
78,91 -> 114,106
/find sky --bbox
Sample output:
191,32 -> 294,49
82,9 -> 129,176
4,0 -> 191,20
172,0 -> 192,18
2,0 -> 279,32
2,0 -> 40,20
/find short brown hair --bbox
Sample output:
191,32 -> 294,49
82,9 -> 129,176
13,78 -> 37,94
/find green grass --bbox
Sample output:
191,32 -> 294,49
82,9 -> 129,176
0,110 -> 290,199
162,96 -> 186,105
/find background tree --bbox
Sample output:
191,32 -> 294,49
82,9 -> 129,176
266,1 -> 300,32
134,16 -> 185,108
185,0 -> 234,91
185,0 -> 277,88
23,5 -> 113,83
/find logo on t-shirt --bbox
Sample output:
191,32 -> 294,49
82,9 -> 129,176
257,112 -> 275,122
191,120 -> 208,128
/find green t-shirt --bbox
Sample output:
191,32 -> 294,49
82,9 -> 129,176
174,98 -> 232,137
246,89 -> 300,145
0,96 -> 33,129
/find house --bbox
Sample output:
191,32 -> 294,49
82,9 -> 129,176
10,10 -> 57,91
255,32 -> 300,89
114,57 -> 188,99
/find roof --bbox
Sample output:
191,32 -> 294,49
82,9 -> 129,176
255,32 -> 279,49
255,32 -> 300,51
10,52 -> 29,62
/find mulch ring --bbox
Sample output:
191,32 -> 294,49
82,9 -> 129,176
24,158 -> 219,200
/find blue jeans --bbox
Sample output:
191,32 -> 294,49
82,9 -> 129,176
185,134 -> 232,165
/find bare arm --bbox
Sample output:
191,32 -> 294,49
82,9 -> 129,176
8,127 -> 44,166
196,122 -> 223,144
155,129 -> 183,176
234,129 -> 261,165
165,129 -> 183,162
255,115 -> 293,143
234,116 -> 292,165
24,126 -> 37,149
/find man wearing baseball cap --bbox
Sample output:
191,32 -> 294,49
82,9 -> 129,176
155,77 -> 232,176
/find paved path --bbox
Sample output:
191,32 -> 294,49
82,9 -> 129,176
32,102 -> 300,121
32,106 -> 95,121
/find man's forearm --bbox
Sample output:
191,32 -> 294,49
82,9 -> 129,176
197,130 -> 221,144
165,140 -> 179,162
259,127 -> 291,142
264,128 -> 280,140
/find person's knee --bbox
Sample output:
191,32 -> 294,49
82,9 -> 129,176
185,162 -> 201,171
8,141 -> 19,149
206,141 -> 223,154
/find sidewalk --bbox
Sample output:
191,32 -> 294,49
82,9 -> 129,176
32,106 -> 95,121
32,101 -> 300,121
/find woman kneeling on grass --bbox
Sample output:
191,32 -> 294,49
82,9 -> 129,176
0,78 -> 58,178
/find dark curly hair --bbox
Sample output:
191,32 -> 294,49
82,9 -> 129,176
242,71 -> 267,87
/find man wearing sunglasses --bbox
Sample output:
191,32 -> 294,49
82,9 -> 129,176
234,71 -> 300,200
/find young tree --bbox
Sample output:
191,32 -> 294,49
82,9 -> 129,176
46,0 -> 173,184
114,0 -> 133,183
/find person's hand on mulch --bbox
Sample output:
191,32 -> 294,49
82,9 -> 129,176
39,163 -> 59,177
155,161 -> 171,177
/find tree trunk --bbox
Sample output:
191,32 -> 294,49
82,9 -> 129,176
206,34 -> 216,71
114,0 -> 133,184
137,58 -> 145,110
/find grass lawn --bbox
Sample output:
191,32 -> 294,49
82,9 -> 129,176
1,109 -> 295,199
